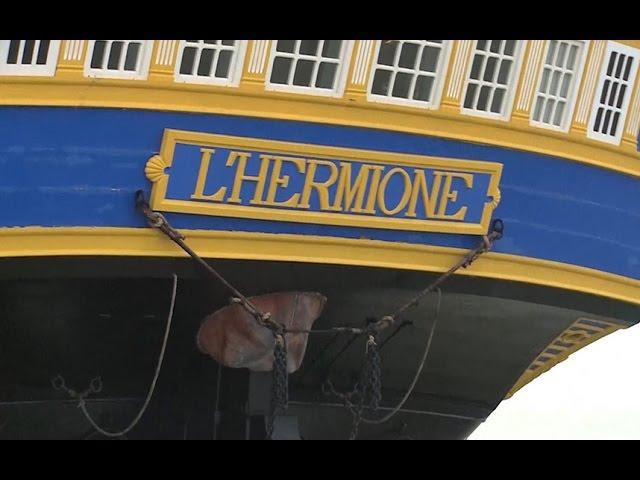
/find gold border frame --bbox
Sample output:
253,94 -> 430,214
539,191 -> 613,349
146,130 -> 503,235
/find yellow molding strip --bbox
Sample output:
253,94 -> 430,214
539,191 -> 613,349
1,226 -> 640,307
506,317 -> 624,398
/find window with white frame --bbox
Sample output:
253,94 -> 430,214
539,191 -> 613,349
175,40 -> 247,86
588,42 -> 639,144
266,40 -> 351,96
368,40 -> 451,108
85,40 -> 153,80
0,40 -> 61,76
531,40 -> 588,131
462,40 -> 523,118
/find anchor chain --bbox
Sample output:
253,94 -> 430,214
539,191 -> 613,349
135,190 -> 281,335
135,190 -> 505,440
266,333 -> 289,439
136,191 -> 295,439
370,218 -> 504,335
321,219 -> 503,439
322,333 -> 382,440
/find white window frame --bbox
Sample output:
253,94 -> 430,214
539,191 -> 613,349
529,40 -> 590,133
174,40 -> 248,87
460,40 -> 527,122
265,40 -> 354,98
366,40 -> 453,110
84,40 -> 153,80
0,40 -> 61,77
587,41 -> 640,145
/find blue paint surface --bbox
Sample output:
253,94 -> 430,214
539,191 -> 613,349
1,106 -> 639,280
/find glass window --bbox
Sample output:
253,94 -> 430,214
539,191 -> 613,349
85,40 -> 152,80
175,40 -> 247,86
267,40 -> 351,96
531,40 -> 587,131
588,42 -> 639,144
0,40 -> 61,76
462,40 -> 523,118
368,40 -> 451,108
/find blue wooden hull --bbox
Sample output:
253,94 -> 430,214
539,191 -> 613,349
1,106 -> 638,282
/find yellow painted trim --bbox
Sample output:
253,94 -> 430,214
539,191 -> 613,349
512,40 -> 543,116
623,68 -> 640,141
573,40 -> 607,129
345,40 -> 364,93
146,129 -> 503,235
1,227 -> 640,307
506,317 -> 625,398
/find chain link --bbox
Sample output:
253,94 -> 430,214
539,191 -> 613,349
321,332 -> 382,440
266,333 -> 289,439
135,191 -> 505,440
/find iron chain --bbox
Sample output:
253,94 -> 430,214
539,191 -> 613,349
267,333 -> 289,439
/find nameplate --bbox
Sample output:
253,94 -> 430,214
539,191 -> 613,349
145,130 -> 502,235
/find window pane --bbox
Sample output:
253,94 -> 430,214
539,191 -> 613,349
276,40 -> 295,53
316,62 -> 337,89
7,41 -> 20,64
420,46 -> 440,72
392,72 -> 411,98
490,88 -> 505,113
559,74 -> 571,98
322,40 -> 342,59
378,41 -> 397,66
504,40 -> 516,56
91,41 -> 107,69
623,56 -> 633,81
107,41 -> 123,70
547,41 -> 558,66
372,69 -> 392,95
198,48 -> 215,76
616,84 -> 627,109
300,40 -> 319,56
477,85 -> 491,110
124,43 -> 140,71
567,45 -> 578,70
36,40 -> 50,65
470,54 -> 484,80
398,42 -> 418,69
553,102 -> 565,126
484,56 -> 497,82
497,60 -> 512,85
413,75 -> 434,101
543,99 -> 555,123
293,59 -> 314,86
556,43 -> 567,67
271,56 -> 292,84
215,50 -> 232,78
464,83 -> 477,108
21,40 -> 35,64
532,96 -> 544,120
180,47 -> 196,75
